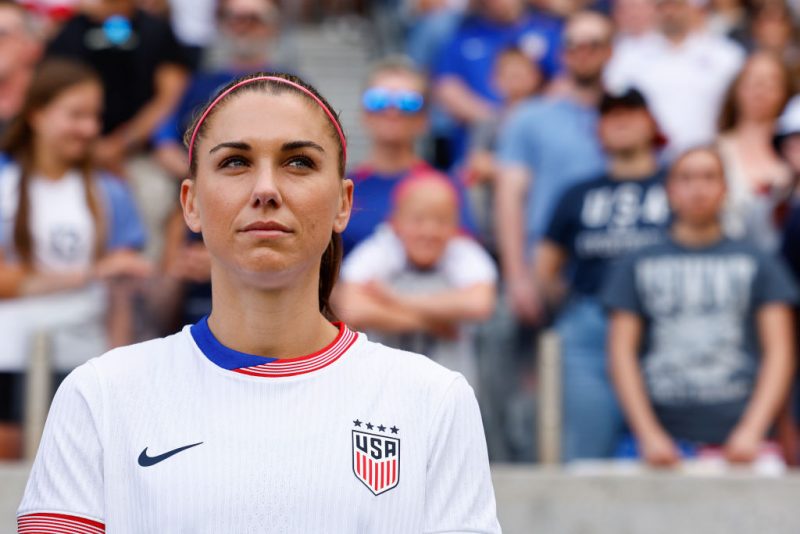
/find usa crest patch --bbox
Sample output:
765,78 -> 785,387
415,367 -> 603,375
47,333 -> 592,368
352,421 -> 399,496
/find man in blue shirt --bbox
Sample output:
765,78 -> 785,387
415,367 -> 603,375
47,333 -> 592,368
433,0 -> 563,165
495,10 -> 612,326
534,88 -> 670,460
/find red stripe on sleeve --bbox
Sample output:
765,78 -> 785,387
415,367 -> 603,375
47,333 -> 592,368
18,512 -> 105,534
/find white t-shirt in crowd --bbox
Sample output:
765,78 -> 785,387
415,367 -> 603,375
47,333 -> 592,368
341,224 -> 498,389
605,30 -> 745,156
18,321 -> 501,533
0,166 -> 107,371
166,0 -> 217,47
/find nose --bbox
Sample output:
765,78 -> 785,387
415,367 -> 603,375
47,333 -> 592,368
250,164 -> 282,209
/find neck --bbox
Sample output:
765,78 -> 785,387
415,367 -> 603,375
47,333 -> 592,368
561,76 -> 604,107
671,219 -> 723,247
664,28 -> 690,45
368,142 -> 420,175
609,146 -> 658,179
206,261 -> 339,359
32,141 -> 72,179
734,119 -> 775,139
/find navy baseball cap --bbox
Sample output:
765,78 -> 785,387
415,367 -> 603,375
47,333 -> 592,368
599,87 -> 649,115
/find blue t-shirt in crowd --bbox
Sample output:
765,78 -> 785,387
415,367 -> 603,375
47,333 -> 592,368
496,96 -> 607,252
544,169 -> 670,296
602,236 -> 799,444
433,10 -> 563,164
343,163 -> 476,254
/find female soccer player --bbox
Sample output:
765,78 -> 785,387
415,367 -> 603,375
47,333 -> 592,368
17,72 -> 500,533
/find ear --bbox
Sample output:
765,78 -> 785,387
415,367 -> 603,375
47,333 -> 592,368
180,178 -> 202,233
333,178 -> 354,234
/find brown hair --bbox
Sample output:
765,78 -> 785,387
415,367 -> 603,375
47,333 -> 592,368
718,51 -> 793,133
183,72 -> 347,322
1,59 -> 105,266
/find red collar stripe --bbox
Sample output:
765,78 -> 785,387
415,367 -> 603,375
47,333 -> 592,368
233,325 -> 358,377
18,512 -> 105,533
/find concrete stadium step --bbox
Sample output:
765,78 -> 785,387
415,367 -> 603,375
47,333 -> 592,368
282,21 -> 376,169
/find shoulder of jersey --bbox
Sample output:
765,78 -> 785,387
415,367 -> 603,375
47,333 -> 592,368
83,330 -> 189,380
354,336 -> 465,389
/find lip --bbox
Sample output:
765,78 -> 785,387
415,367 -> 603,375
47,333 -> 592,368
239,220 -> 293,236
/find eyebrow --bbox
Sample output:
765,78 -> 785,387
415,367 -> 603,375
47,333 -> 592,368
208,140 -> 326,154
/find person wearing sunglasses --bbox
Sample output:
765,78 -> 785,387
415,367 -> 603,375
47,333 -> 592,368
342,57 -> 476,255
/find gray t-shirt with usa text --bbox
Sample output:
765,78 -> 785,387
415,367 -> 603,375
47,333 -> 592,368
602,236 -> 798,444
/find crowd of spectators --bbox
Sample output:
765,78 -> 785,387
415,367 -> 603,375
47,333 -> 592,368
1,0 -> 799,471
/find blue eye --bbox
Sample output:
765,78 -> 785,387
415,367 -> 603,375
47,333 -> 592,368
220,156 -> 248,168
287,156 -> 314,169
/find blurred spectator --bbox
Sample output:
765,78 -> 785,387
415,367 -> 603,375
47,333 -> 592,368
17,0 -> 77,36
141,0 -> 218,68
46,0 -> 191,260
343,57 -> 475,254
733,0 -> 800,87
148,207 -> 211,334
605,0 -> 745,156
153,0 -> 282,180
337,172 -> 497,389
433,0 -> 563,165
774,95 -> 800,285
46,0 -> 190,173
707,0 -> 747,37
613,0 -> 657,38
717,51 -> 793,251
495,10 -> 611,325
0,59 -> 149,459
406,0 -> 465,73
0,1 -> 42,138
535,88 -> 670,460
465,46 -> 543,249
604,146 -> 797,467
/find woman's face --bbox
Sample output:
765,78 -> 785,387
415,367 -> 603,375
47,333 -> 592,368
30,81 -> 103,165
181,90 -> 353,288
735,55 -> 787,123
667,150 -> 727,227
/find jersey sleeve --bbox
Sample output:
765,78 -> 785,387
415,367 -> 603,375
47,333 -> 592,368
495,103 -> 538,167
17,363 -> 105,533
340,225 -> 403,283
543,185 -> 577,249
752,251 -> 799,307
601,253 -> 643,314
423,376 -> 500,534
443,238 -> 498,288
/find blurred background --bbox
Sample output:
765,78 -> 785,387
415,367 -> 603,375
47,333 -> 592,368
1,0 -> 800,532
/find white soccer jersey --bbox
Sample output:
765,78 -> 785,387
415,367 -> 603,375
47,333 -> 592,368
18,319 -> 501,533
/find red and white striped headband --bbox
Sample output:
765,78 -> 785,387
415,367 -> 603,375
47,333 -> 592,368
187,75 -> 347,168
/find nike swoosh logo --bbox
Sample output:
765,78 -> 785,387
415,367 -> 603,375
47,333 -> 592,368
138,442 -> 203,467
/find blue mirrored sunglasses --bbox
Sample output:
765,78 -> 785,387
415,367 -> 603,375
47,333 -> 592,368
362,88 -> 425,114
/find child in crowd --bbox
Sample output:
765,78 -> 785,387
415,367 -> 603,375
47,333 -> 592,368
465,46 -> 542,250
604,147 -> 797,467
336,171 -> 497,390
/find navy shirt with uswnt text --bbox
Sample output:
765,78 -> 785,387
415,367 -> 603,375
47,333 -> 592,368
544,169 -> 670,297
